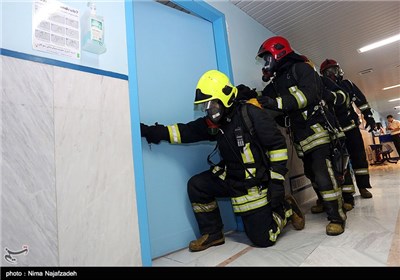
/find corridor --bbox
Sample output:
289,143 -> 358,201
153,163 -> 400,266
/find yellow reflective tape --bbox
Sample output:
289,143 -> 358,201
212,166 -> 226,180
231,188 -> 267,205
268,149 -> 288,162
277,97 -> 283,109
245,168 -> 257,179
300,130 -> 329,146
232,197 -> 268,213
326,159 -> 346,221
332,91 -> 337,105
336,90 -> 347,105
289,86 -> 308,109
342,123 -> 356,132
302,110 -> 308,120
354,168 -> 369,175
241,143 -> 255,164
272,212 -> 283,229
268,221 -> 281,242
167,124 -> 181,144
310,123 -> 324,133
330,131 -> 346,140
341,184 -> 355,192
324,158 -> 346,223
320,190 -> 341,201
358,103 -> 370,111
270,171 -> 285,181
301,137 -> 331,153
192,201 -> 218,213
285,208 -> 293,218
326,159 -> 339,191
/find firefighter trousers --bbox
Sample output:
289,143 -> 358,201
303,145 -> 347,224
187,170 -> 286,247
344,128 -> 371,189
341,165 -> 356,205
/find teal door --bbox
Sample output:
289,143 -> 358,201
133,1 -> 236,258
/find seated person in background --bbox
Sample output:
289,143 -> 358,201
372,123 -> 385,136
387,114 -> 400,156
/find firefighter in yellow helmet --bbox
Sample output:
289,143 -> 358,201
141,70 -> 304,252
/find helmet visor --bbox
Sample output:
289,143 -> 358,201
202,100 -> 224,123
322,66 -> 343,79
259,53 -> 276,82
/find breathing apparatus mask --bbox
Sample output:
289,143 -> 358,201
201,100 -> 224,135
323,66 -> 344,83
255,52 -> 277,82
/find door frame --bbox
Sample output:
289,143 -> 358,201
124,0 -> 233,266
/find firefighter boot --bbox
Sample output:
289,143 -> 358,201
285,195 -> 305,230
359,188 -> 373,198
343,202 -> 354,212
311,199 -> 324,214
189,231 -> 225,252
326,222 -> 345,236
342,193 -> 354,212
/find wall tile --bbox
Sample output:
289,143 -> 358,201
53,68 -> 141,266
1,57 -> 58,266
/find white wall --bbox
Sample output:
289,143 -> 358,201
54,65 -> 141,266
1,56 -> 142,266
207,0 -> 274,89
1,0 -> 142,266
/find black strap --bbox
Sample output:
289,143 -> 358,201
240,105 -> 271,182
241,103 -> 255,136
207,143 -> 219,167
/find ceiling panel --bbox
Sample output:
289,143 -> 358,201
230,0 -> 400,119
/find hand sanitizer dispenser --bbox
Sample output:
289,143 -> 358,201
81,2 -> 107,54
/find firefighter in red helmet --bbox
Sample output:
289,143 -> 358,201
256,36 -> 347,236
141,70 -> 304,252
318,59 -> 375,202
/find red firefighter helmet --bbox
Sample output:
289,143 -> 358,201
320,59 -> 340,74
256,36 -> 294,82
320,59 -> 344,81
256,36 -> 293,61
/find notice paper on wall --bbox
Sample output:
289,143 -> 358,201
32,0 -> 81,59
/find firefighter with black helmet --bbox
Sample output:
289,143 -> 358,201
319,59 -> 374,201
140,70 -> 305,252
255,36 -> 347,236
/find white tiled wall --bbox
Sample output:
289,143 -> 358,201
1,56 -> 58,266
1,56 -> 142,266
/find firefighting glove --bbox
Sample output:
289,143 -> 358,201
268,180 -> 285,211
257,96 -> 279,110
235,84 -> 258,101
140,123 -> 169,144
364,116 -> 375,133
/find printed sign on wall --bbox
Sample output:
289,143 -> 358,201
32,0 -> 81,59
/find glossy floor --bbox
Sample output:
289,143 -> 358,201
153,163 -> 400,266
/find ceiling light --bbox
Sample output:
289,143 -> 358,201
358,68 -> 373,75
388,98 -> 400,102
357,34 -> 400,53
383,84 -> 400,90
